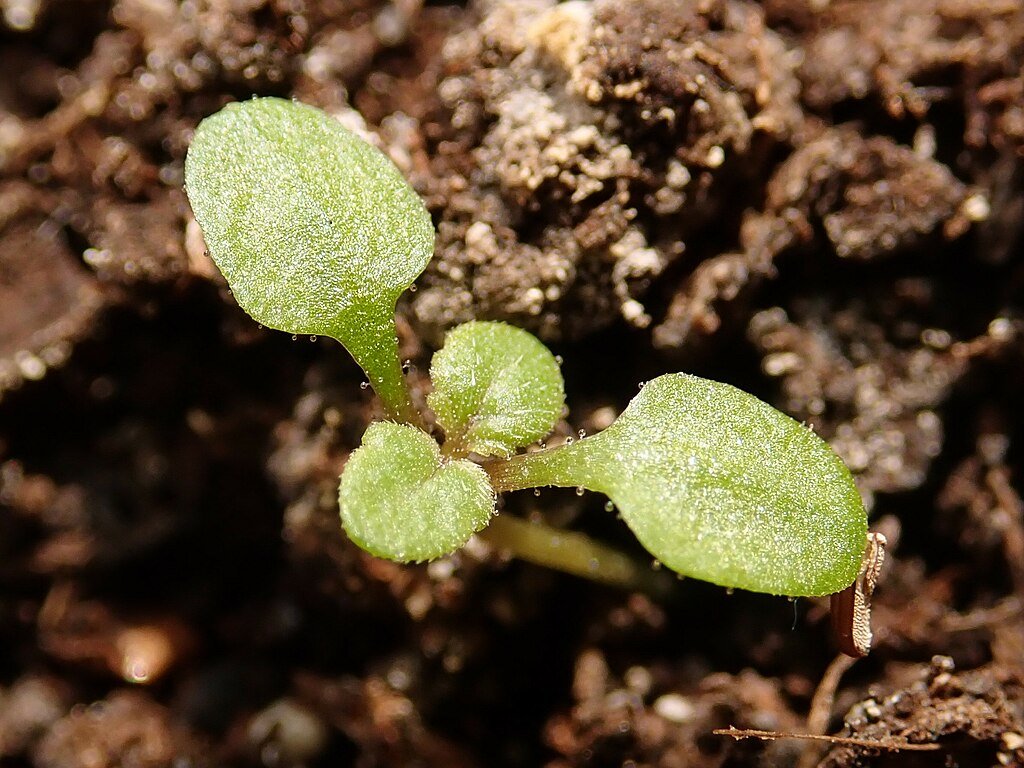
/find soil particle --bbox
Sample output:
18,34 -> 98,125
33,691 -> 206,768
751,128 -> 971,262
582,0 -> 803,159
245,698 -> 329,768
0,189 -> 102,399
411,0 -> 803,341
82,194 -> 192,285
936,428 -> 1024,594
0,676 -> 70,758
819,657 -> 1024,767
749,299 -> 1019,501
798,0 -> 1024,131
653,127 -> 973,349
747,299 -> 967,498
545,647 -> 805,767
295,672 -> 477,768
35,582 -> 197,685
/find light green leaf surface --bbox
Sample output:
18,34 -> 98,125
428,321 -> 565,457
488,374 -> 867,596
184,97 -> 434,422
339,421 -> 496,562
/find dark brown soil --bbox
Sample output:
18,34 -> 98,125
3,1 -> 1024,766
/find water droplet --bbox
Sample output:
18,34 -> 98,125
638,380 -> 647,389
359,381 -> 369,390
565,436 -> 574,444
652,559 -> 662,570
309,335 -> 317,342
554,355 -> 563,365
538,441 -> 547,449
604,501 -> 615,512
575,486 -> 585,496
291,334 -> 298,341
725,587 -> 735,596
15,352 -> 45,381
409,284 -> 418,292
402,360 -> 411,373
578,429 -> 586,439
533,489 -> 541,497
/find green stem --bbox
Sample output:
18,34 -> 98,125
479,513 -> 672,597
485,443 -> 585,493
341,315 -> 424,430
360,342 -> 422,428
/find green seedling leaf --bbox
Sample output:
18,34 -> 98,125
488,374 -> 867,596
339,421 -> 496,562
428,321 -> 565,458
184,97 -> 434,423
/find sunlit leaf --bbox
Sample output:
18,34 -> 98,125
488,374 -> 867,596
428,321 -> 565,457
185,97 -> 433,422
339,421 -> 496,562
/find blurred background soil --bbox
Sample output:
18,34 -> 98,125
2,0 -> 1024,766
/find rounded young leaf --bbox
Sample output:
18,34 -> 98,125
185,97 -> 433,421
428,321 -> 565,458
339,421 -> 496,562
489,374 -> 867,596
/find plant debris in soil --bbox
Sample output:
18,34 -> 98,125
3,0 -> 1024,766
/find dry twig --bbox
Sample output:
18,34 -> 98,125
714,726 -> 941,752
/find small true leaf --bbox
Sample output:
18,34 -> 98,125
339,421 -> 496,562
428,321 -> 565,457
490,373 -> 867,596
185,97 -> 433,422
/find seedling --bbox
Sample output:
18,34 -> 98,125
185,98 -> 872,631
